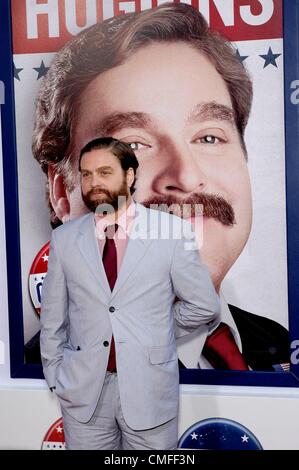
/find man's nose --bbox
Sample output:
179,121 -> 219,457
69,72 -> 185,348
90,173 -> 101,187
152,143 -> 207,195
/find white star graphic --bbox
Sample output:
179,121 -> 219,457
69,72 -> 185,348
56,426 -> 63,433
191,432 -> 198,440
241,434 -> 249,443
42,254 -> 49,262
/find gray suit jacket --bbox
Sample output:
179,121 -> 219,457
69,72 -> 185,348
40,203 -> 220,429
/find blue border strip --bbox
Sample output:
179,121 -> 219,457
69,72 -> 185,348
1,0 -> 299,384
0,0 -> 42,379
283,0 -> 299,381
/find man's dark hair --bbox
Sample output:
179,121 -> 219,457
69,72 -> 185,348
79,137 -> 139,195
32,2 -> 253,226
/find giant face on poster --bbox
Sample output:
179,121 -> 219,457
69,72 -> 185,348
2,0 -> 299,385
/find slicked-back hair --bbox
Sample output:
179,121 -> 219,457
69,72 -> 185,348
79,137 -> 139,195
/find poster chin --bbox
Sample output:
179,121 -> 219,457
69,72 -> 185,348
1,0 -> 299,386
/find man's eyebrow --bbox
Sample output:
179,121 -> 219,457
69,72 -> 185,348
80,165 -> 113,172
93,112 -> 153,135
188,102 -> 236,126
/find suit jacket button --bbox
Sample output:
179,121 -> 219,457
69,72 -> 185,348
103,341 -> 109,347
109,306 -> 115,313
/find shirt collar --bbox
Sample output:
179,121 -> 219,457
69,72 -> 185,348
95,200 -> 136,238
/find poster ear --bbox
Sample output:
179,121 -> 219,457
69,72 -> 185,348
48,165 -> 70,223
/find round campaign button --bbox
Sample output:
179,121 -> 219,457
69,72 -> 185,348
178,417 -> 263,450
29,241 -> 50,315
42,417 -> 65,450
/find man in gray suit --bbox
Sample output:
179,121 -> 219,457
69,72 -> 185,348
40,137 -> 220,450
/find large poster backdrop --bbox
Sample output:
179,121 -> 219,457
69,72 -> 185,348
1,0 -> 299,385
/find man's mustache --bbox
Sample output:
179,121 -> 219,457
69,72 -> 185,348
142,194 -> 235,226
86,187 -> 111,198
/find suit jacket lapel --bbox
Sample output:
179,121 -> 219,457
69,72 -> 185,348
110,203 -> 152,299
77,213 -> 111,297
76,204 -> 153,299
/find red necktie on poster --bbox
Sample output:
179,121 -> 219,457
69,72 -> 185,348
102,224 -> 118,373
203,323 -> 249,370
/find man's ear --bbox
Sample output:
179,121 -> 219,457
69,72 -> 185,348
126,168 -> 135,189
48,164 -> 70,223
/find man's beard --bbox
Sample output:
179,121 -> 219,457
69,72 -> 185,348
82,178 -> 129,214
142,193 -> 235,226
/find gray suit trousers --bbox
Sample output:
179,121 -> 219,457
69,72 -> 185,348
61,372 -> 178,450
